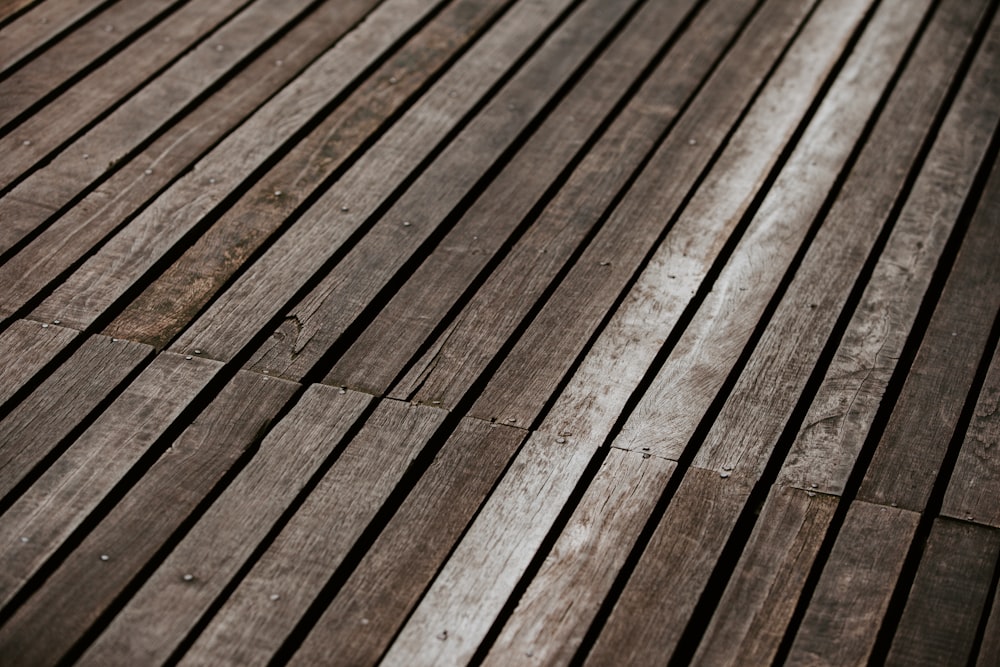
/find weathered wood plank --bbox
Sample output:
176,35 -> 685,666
380,431 -> 597,666
609,0 -> 932,461
0,0 -> 380,321
0,334 -> 153,501
76,385 -> 371,666
286,419 -> 526,667
482,448 -> 675,666
0,319 -> 78,411
0,0 -> 40,25
692,485 -> 838,667
857,160 -> 1000,512
978,582 -> 1000,666
582,467 -> 755,665
105,0 -> 513,349
172,0 -> 632,365
0,371 -> 297,666
784,502 -> 920,665
690,0 -> 990,477
0,0 -> 112,77
0,353 -> 221,611
324,0 -> 765,394
780,11 -> 1000,494
885,519 -> 1000,666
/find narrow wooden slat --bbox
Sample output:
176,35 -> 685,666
785,502 -> 919,665
325,0 -> 764,394
105,0 -> 514,349
885,519 -> 1000,666
780,12 -> 1000,494
0,353 -> 221,611
381,431 -> 596,666
0,0 -> 112,76
287,419 -> 526,666
172,0 -> 626,365
0,0 -> 378,322
0,0 -> 40,25
0,371 -> 298,666
692,485 -> 838,666
0,319 -> 78,410
77,384 -> 372,666
0,334 -> 153,500
857,162 -> 1000,512
978,584 -> 1000,666
482,448 -> 675,666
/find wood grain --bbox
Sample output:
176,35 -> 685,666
0,0 -> 112,77
78,383 -> 372,666
0,319 -> 78,411
977,581 -> 1000,666
0,370 -> 297,666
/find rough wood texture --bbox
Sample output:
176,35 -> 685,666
885,519 -> 1000,666
0,334 -> 153,500
0,319 -> 78,410
786,501 -> 919,666
978,581 -> 1000,666
0,370 -> 297,666
0,0 -> 111,76
78,384 -> 372,666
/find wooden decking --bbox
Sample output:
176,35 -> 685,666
1,0 -> 999,664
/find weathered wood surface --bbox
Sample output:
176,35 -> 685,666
1,0 -> 997,663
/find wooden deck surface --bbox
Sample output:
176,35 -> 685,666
1,0 -> 999,664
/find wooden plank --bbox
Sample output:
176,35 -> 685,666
28,0 -> 449,330
785,501 -> 919,665
482,448 -> 675,666
605,0 -> 932,461
780,11 -> 1000,495
0,352 -> 221,611
172,0 -> 633,365
0,0 -> 40,25
0,0 -> 248,194
380,430 -> 597,666
325,0 -> 767,394
857,162 -> 1000,512
690,0 -> 991,477
885,519 -> 1000,666
0,0 -> 325,249
978,582 -> 1000,666
105,0 -> 513,349
0,0 -> 112,76
0,0 -> 176,130
287,419 -> 526,667
75,385 -> 371,666
0,319 -> 78,411
397,0 -> 872,418
0,334 -> 153,501
943,339 -> 1000,527
0,0 -> 379,322
582,467 -> 755,665
0,371 -> 298,667
692,485 -> 838,667
187,415 -> 511,666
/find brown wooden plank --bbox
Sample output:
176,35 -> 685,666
607,0 -> 933,462
482,448 -> 675,666
189,416 -> 515,666
0,0 -> 112,76
785,501 -> 920,665
0,334 -> 153,500
380,430 -> 597,666
780,11 -> 1000,495
398,0 -> 874,420
692,485 -> 838,667
171,0 -> 632,366
690,0 -> 991,477
0,319 -> 78,410
324,0 -> 767,394
0,0 -> 379,322
27,0 -> 449,330
0,0 -> 176,129
105,0 -> 513,349
857,162 -> 1000,512
885,519 -> 1000,666
0,370 -> 298,666
978,583 -> 1000,666
582,467 -> 754,665
286,419 -> 526,667
0,0 -> 248,194
76,385 -> 371,666
245,0 -> 721,384
0,352 -> 221,611
0,0 -> 40,25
